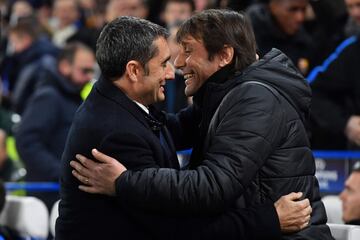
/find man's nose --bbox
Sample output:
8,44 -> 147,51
339,190 -> 345,201
174,53 -> 185,69
295,10 -> 305,23
165,62 -> 175,80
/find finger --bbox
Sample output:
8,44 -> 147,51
70,160 -> 92,177
79,185 -> 99,194
286,192 -> 303,201
295,198 -> 310,210
72,170 -> 91,185
283,226 -> 299,233
304,205 -> 312,215
92,148 -> 118,164
300,220 -> 309,230
75,154 -> 97,168
303,215 -> 311,224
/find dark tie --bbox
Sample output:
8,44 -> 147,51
145,108 -> 172,157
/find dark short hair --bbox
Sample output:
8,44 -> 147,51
9,17 -> 40,40
58,42 -> 93,64
96,16 -> 169,81
176,9 -> 257,71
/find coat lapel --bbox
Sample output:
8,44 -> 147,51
95,76 -> 150,129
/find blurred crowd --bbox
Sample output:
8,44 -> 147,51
0,0 -> 359,209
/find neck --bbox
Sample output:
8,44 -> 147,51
113,78 -> 148,107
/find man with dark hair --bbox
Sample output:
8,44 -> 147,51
160,0 -> 195,27
309,0 -> 360,150
345,0 -> 360,36
59,15 -> 311,240
105,0 -> 149,22
51,0 -> 98,50
71,10 -> 333,239
246,0 -> 313,74
340,162 -> 360,225
1,18 -> 58,113
15,42 -> 95,210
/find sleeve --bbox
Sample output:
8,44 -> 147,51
15,89 -> 62,181
97,131 -> 160,170
130,197 -> 281,240
96,127 -> 283,240
310,40 -> 357,134
187,200 -> 282,240
116,85 -> 285,215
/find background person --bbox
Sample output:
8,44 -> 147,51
340,162 -> 360,225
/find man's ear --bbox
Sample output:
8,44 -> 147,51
58,60 -> 71,76
219,45 -> 234,67
125,60 -> 142,82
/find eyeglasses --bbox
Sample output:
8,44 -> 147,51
79,67 -> 95,75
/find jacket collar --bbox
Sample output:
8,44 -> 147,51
41,68 -> 83,103
193,64 -> 238,110
95,76 -> 151,129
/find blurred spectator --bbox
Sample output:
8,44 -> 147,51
193,0 -> 216,11
305,0 -> 348,68
345,0 -> 360,36
0,73 -> 18,136
246,0 -> 314,74
0,106 -> 14,135
1,18 -> 58,114
309,1 -> 360,150
0,85 -> 18,135
15,42 -> 95,209
160,0 -> 194,27
78,0 -> 106,29
0,0 -> 5,15
8,0 -> 34,26
105,0 -> 149,22
51,0 -> 98,50
0,129 -> 24,181
339,162 -> 360,225
51,0 -> 80,47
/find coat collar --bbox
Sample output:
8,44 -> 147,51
95,76 -> 150,129
192,64 -> 239,111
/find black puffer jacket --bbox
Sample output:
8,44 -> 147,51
117,49 -> 333,239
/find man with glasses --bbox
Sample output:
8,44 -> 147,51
15,42 -> 95,210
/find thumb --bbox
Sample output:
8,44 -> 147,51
92,148 -> 116,164
286,192 -> 303,201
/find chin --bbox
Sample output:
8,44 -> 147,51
158,95 -> 165,102
184,88 -> 194,97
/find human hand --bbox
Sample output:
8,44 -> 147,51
70,148 -> 127,196
345,116 -> 360,146
274,192 -> 312,233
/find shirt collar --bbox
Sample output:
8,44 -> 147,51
133,101 -> 149,114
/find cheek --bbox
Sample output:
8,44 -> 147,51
71,72 -> 80,80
